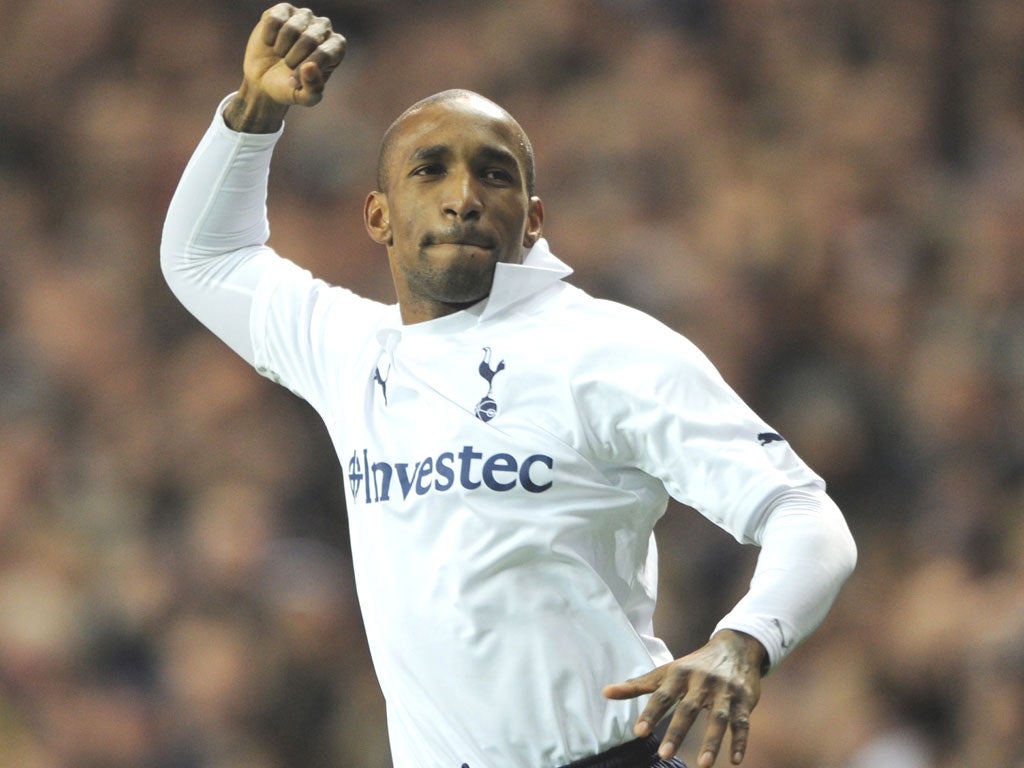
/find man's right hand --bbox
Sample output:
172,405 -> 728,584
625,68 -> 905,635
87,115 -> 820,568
224,3 -> 346,133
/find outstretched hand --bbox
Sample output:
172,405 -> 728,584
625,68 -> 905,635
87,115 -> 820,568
603,630 -> 765,768
225,3 -> 346,132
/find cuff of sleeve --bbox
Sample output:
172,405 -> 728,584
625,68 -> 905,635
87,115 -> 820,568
213,93 -> 286,145
712,615 -> 794,675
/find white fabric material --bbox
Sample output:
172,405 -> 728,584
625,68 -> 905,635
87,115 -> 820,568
161,97 -> 856,768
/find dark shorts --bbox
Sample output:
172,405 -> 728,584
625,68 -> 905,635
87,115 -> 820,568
556,732 -> 689,768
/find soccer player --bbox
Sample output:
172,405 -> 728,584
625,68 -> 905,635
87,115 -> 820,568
161,5 -> 857,767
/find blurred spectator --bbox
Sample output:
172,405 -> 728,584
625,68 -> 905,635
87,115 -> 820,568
2,0 -> 1023,765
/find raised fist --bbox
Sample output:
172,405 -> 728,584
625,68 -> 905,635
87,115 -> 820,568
242,3 -> 345,106
225,4 -> 346,132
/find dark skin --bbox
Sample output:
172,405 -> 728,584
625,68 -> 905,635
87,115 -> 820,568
363,94 -> 545,324
224,5 -> 767,765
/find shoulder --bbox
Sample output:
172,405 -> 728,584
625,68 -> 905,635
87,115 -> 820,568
259,257 -> 393,322
538,284 -> 707,365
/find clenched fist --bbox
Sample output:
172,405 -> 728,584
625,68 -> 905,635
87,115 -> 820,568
225,3 -> 346,133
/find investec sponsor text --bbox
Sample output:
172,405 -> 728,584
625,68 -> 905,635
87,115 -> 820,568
347,445 -> 554,503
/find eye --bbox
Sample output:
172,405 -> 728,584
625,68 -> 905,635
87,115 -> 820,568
411,164 -> 444,178
482,168 -> 514,185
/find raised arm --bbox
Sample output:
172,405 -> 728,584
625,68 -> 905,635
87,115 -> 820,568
160,5 -> 345,362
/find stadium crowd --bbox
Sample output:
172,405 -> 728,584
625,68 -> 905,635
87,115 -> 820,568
1,0 -> 1022,766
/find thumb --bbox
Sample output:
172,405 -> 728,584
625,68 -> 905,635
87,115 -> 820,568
293,61 -> 326,105
603,668 -> 663,700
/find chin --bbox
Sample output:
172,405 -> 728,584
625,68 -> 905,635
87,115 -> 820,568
437,268 -> 496,305
440,285 -> 491,306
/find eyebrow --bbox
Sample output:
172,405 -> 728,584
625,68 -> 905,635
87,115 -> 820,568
407,144 -> 520,170
478,146 -> 520,172
409,144 -> 450,164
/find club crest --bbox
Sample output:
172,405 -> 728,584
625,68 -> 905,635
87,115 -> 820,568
475,347 -> 505,422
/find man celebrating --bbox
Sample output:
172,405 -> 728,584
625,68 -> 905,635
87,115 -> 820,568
161,5 -> 856,767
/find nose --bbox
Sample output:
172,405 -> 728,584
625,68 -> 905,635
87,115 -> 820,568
442,171 -> 482,221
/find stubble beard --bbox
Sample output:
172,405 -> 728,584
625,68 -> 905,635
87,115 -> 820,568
414,247 -> 499,306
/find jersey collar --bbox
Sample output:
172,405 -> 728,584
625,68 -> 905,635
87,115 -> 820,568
391,238 -> 572,337
478,238 -> 573,321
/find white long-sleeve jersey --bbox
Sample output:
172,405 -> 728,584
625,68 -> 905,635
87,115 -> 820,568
161,98 -> 856,768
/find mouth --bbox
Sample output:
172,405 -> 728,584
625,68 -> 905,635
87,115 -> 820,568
423,230 -> 496,250
450,240 -> 492,248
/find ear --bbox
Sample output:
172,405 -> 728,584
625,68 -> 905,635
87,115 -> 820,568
364,191 -> 392,246
523,195 -> 544,248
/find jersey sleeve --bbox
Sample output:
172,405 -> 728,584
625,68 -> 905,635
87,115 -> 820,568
160,95 -> 285,366
248,258 -> 389,410
712,486 -> 855,670
572,306 -> 822,542
161,96 -> 390,412
571,304 -> 856,667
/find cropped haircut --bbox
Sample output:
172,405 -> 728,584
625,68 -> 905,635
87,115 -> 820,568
376,90 -> 536,196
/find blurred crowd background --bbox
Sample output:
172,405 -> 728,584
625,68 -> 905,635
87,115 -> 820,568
2,0 -> 1023,766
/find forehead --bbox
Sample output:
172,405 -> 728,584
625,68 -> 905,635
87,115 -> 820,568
388,98 -> 527,169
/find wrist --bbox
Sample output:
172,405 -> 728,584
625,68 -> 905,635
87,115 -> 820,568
715,629 -> 769,676
222,83 -> 289,133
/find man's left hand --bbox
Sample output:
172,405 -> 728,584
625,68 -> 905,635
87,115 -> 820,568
602,629 -> 765,767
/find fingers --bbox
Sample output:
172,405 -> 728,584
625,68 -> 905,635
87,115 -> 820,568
665,685 -> 755,767
605,665 -> 757,765
276,9 -> 323,66
258,4 -> 347,103
727,703 -> 752,765
691,690 -> 730,767
260,3 -> 297,47
603,667 -> 676,742
304,31 -> 346,83
658,691 -> 702,759
272,8 -> 344,68
690,690 -> 754,768
621,665 -> 688,740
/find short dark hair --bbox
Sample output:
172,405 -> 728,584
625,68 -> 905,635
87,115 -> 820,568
376,89 -> 536,195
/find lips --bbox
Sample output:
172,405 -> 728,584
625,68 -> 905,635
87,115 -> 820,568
423,229 -> 495,249
448,239 -> 492,248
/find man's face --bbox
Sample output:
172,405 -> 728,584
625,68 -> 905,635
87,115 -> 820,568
364,96 -> 543,323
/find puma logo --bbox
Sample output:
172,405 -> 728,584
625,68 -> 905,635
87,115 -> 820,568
373,366 -> 389,404
773,618 -> 792,649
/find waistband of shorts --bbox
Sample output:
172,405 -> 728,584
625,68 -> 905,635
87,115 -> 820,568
555,730 -> 688,768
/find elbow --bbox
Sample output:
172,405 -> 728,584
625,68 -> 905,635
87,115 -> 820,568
839,522 -> 858,582
770,487 -> 858,589
160,213 -> 210,298
159,217 -> 186,290
834,527 -> 857,589
811,490 -> 858,585
159,243 -> 176,289
824,504 -> 858,589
